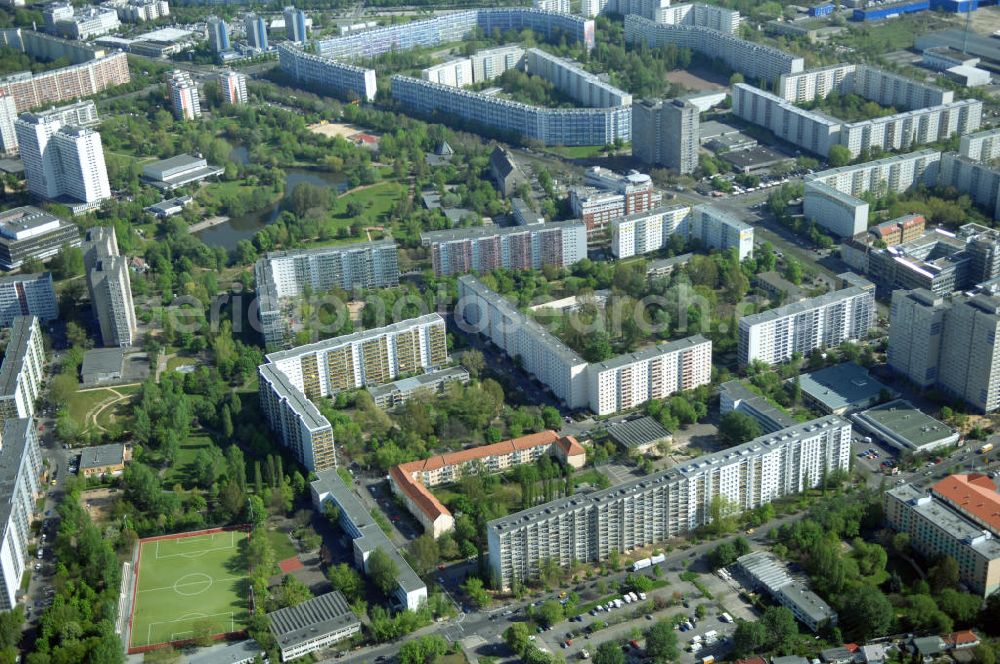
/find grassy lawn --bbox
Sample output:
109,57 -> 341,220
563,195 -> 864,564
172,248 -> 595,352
546,145 -> 615,159
163,435 -> 216,488
130,530 -> 250,649
265,529 -> 298,563
166,355 -> 198,372
332,181 -> 406,225
66,389 -> 118,426
94,393 -> 137,430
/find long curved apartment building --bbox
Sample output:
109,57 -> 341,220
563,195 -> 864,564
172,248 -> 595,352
488,414 -> 852,589
280,8 -> 595,106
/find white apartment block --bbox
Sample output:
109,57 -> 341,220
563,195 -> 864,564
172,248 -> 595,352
83,227 -> 137,348
0,93 -> 15,155
631,98 -> 699,174
421,47 -> 525,88
533,0 -> 570,12
0,274 -> 56,326
44,3 -> 120,40
610,204 -> 752,260
960,127 -> 1000,163
838,99 -> 981,158
938,152 -> 1000,220
803,150 -> 942,236
625,16 -> 802,85
254,240 -> 399,348
526,49 -> 631,108
0,418 -> 43,611
778,64 -> 953,110
218,70 -> 248,105
259,363 -> 335,472
459,275 -> 590,409
654,2 -> 741,33
733,81 -> 980,159
457,275 -> 712,415
392,75 -> 631,147
168,70 -> 200,120
278,44 -> 376,102
690,205 -> 754,261
738,278 -> 876,366
264,314 -> 449,400
889,289 -> 1000,413
732,84 -> 842,158
581,0 -> 673,19
611,204 -> 690,258
488,414 -> 851,589
587,336 -> 712,415
104,0 -> 169,22
421,221 -> 587,277
0,317 -> 44,420
14,110 -> 110,208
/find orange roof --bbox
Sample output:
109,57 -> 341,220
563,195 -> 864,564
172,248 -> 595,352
390,430 -> 583,523
932,474 -> 1000,535
946,631 -> 980,648
389,465 -> 450,523
397,430 -> 561,475
556,435 -> 586,458
845,644 -> 860,653
737,657 -> 767,664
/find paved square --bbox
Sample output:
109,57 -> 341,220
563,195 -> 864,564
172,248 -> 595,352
129,529 -> 250,650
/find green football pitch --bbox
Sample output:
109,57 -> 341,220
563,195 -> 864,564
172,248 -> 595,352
129,530 -> 250,650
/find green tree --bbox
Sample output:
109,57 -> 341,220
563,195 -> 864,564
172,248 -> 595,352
708,494 -> 739,536
505,622 -> 532,655
594,641 -> 626,664
275,574 -> 312,608
762,606 -> 798,652
719,411 -> 763,446
327,563 -> 364,602
398,635 -> 448,664
463,576 -> 492,609
841,589 -> 894,642
368,547 -> 398,596
732,619 -> 768,656
930,556 -> 960,593
537,599 -> 564,627
462,349 -> 485,378
645,619 -> 678,661
827,144 -> 852,167
409,534 -> 440,576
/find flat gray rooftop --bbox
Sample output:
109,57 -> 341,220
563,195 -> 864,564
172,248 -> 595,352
268,592 -> 359,652
739,285 -> 870,327
77,443 -> 124,471
0,317 -> 35,398
798,362 -> 893,413
856,399 -> 956,449
607,416 -> 671,449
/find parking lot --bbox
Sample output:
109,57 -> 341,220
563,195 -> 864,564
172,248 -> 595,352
509,563 -> 755,663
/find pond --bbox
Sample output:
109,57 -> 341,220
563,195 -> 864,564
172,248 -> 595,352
194,146 -> 348,250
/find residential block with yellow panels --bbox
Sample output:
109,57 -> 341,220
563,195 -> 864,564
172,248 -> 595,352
258,315 -> 450,471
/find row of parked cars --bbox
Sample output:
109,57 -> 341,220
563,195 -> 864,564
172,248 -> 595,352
588,591 -> 648,615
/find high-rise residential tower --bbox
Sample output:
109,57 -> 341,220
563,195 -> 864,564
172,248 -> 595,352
206,16 -> 230,53
167,70 -> 201,121
632,98 -> 699,174
82,227 -> 137,348
245,12 -> 268,50
218,70 -> 248,105
283,6 -> 307,42
14,110 -> 110,207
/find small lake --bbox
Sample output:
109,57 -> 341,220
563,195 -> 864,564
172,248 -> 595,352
194,146 -> 348,250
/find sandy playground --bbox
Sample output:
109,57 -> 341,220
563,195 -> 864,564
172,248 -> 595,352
307,121 -> 364,139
